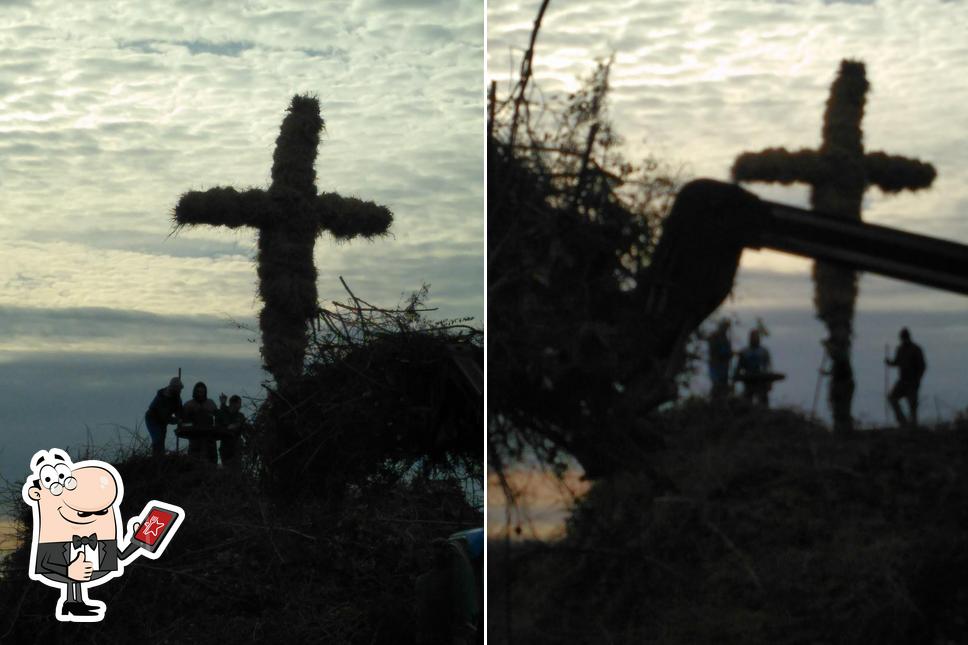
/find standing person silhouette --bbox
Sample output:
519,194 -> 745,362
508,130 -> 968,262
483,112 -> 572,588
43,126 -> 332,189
734,329 -> 773,406
216,393 -> 247,470
886,327 -> 926,427
181,382 -> 218,463
706,319 -> 733,400
144,377 -> 183,457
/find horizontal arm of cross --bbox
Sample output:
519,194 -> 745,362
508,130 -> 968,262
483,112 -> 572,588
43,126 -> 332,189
865,151 -> 936,193
174,186 -> 274,230
732,148 -> 824,185
315,192 -> 393,240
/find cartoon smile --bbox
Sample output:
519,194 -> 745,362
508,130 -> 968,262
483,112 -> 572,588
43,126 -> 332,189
57,501 -> 109,525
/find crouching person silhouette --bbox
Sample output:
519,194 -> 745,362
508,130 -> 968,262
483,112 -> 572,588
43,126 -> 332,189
21,448 -> 184,622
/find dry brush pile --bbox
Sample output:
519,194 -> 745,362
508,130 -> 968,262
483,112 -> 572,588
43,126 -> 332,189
253,281 -> 483,497
1,451 -> 481,644
491,401 -> 968,644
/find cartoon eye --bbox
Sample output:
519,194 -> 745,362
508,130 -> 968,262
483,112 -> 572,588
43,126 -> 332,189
38,465 -> 57,490
54,463 -> 71,482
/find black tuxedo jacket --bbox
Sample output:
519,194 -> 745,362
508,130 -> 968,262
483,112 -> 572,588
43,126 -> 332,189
34,538 -> 138,583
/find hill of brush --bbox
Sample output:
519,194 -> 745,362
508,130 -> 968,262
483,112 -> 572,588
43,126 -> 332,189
490,399 -> 968,644
0,451 -> 481,644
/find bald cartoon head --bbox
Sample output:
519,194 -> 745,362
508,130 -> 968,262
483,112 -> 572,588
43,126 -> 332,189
23,449 -> 123,543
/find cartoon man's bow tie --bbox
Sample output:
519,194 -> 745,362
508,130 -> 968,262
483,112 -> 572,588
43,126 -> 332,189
72,534 -> 98,548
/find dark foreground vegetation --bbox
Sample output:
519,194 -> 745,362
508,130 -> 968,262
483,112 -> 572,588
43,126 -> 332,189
3,455 -> 479,644
490,401 -> 968,645
0,292 -> 483,644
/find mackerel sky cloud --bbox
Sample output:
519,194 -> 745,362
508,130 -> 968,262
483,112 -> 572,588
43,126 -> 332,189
0,0 -> 483,481
489,0 -> 968,424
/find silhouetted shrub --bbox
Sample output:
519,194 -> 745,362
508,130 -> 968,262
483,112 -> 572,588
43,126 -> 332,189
488,10 -> 682,476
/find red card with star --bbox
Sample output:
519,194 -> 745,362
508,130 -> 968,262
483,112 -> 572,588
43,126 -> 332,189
132,506 -> 180,553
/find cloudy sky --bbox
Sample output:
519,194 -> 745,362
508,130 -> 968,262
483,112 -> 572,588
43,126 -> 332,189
489,0 -> 968,431
0,0 -> 483,486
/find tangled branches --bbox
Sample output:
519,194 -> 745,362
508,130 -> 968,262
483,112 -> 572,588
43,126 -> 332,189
252,280 -> 483,499
488,3 -> 681,475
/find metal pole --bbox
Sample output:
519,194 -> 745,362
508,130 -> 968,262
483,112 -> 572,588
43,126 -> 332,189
175,367 -> 182,454
810,346 -> 828,421
883,345 -> 889,426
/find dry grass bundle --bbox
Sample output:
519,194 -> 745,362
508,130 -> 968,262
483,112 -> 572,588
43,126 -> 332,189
270,94 -> 323,196
866,152 -> 936,193
732,60 -> 937,433
820,59 -> 868,162
491,401 -> 968,644
174,187 -> 274,228
173,95 -> 393,392
316,193 -> 394,240
731,148 -> 824,185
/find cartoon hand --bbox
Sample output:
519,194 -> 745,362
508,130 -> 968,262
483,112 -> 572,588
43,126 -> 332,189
68,551 -> 93,581
131,521 -> 141,535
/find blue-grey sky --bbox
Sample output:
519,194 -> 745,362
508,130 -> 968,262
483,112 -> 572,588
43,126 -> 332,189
0,0 -> 484,487
489,0 -> 968,429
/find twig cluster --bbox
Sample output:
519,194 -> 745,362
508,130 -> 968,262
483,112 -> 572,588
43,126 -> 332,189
488,1 -> 682,475
252,279 -> 483,500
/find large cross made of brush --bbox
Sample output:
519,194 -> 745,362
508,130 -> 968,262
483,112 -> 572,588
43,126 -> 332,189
174,95 -> 392,392
732,60 -> 934,432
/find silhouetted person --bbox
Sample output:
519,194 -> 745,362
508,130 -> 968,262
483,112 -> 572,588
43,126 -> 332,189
734,329 -> 773,406
144,377 -> 183,457
181,381 -> 217,463
216,393 -> 246,469
886,327 -> 926,427
706,319 -> 733,399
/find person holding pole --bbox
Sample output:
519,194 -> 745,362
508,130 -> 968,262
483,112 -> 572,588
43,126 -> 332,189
884,344 -> 890,424
144,377 -> 183,457
885,327 -> 926,428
